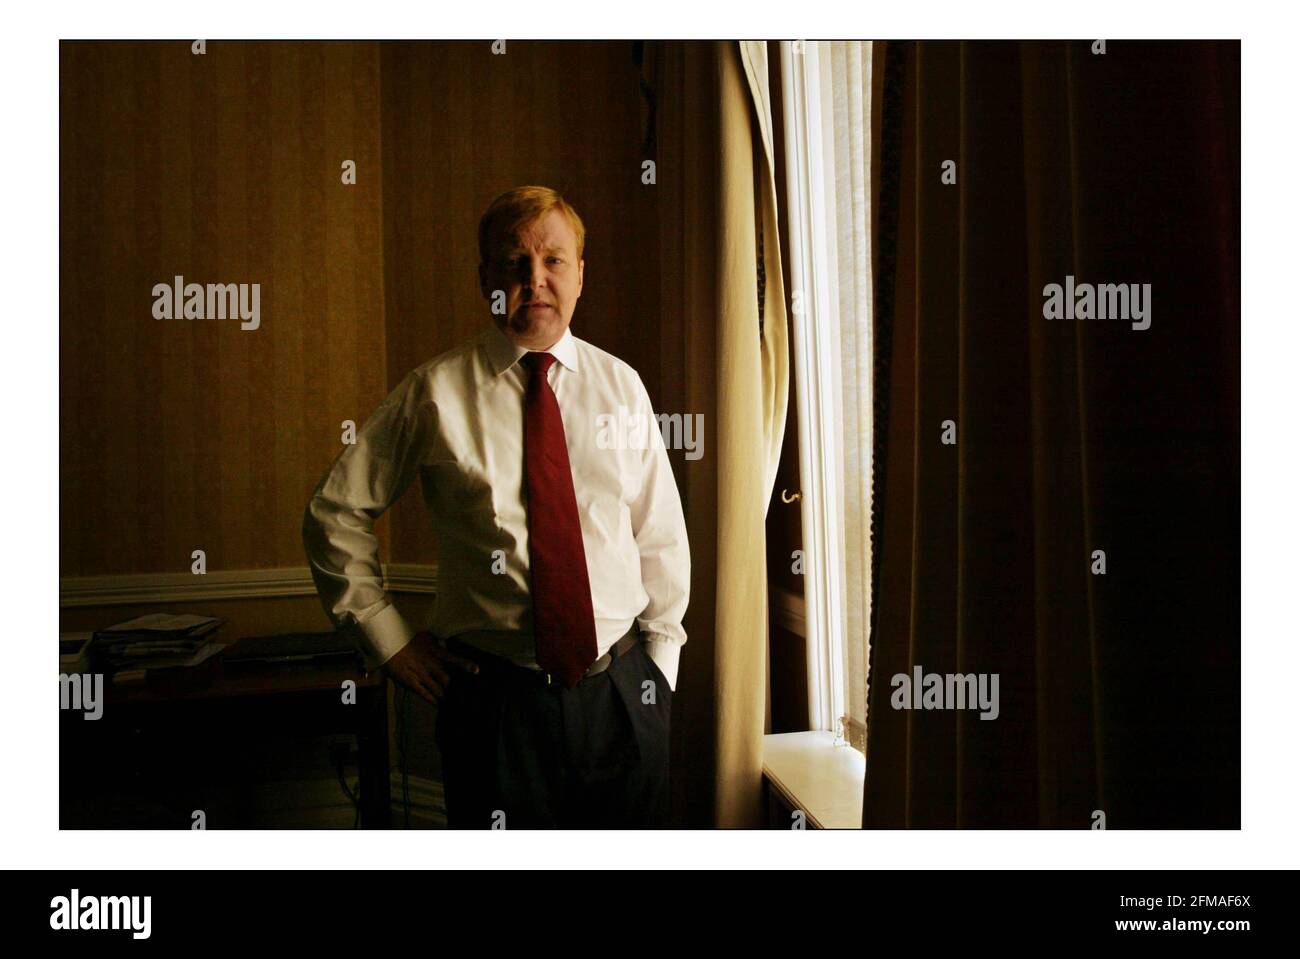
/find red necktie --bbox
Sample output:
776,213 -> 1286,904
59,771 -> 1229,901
522,350 -> 599,687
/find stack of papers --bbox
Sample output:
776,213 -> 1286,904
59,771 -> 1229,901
90,613 -> 226,671
59,632 -> 94,673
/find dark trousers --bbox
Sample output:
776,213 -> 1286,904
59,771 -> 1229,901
435,633 -> 672,828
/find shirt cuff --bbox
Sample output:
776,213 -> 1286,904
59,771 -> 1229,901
356,602 -> 414,671
642,633 -> 682,692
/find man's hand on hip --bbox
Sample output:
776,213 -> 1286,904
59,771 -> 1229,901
381,630 -> 479,705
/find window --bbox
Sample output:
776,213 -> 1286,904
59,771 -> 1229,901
779,40 -> 874,753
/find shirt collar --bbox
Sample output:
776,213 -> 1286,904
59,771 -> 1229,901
484,322 -> 581,377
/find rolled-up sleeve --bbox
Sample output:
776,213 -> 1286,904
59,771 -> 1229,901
302,373 -> 431,670
627,377 -> 691,691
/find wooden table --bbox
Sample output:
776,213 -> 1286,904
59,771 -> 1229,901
60,648 -> 391,828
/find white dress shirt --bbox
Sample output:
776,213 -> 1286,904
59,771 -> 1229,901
302,323 -> 691,690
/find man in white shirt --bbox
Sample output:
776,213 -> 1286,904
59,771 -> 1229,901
303,186 -> 690,827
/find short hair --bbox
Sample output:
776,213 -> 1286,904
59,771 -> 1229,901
478,186 -> 586,266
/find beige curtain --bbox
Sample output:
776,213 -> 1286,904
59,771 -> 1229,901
654,40 -> 789,826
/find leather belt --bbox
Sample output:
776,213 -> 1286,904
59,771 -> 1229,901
446,624 -> 641,686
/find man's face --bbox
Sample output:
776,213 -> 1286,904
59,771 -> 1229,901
479,208 -> 585,350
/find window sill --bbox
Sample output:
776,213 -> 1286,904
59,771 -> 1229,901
762,731 -> 865,829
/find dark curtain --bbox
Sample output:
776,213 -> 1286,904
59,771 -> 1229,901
864,41 -> 1239,828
